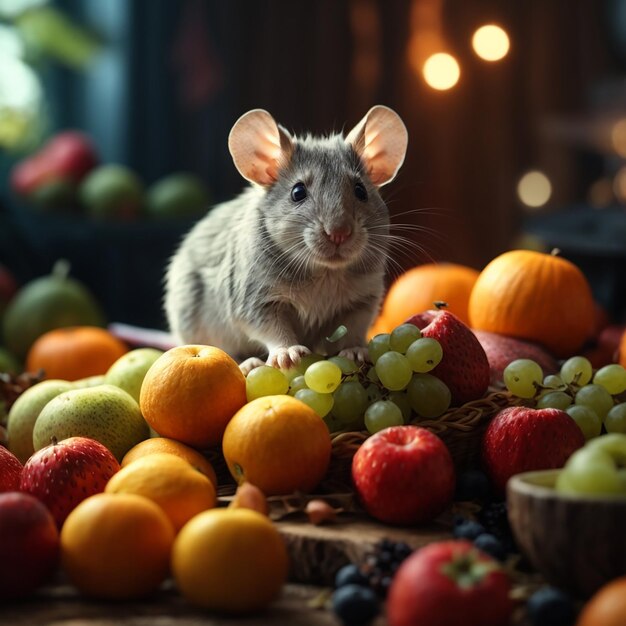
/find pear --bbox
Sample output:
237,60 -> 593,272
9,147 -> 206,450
72,375 -> 106,389
104,348 -> 163,403
32,384 -> 149,461
7,379 -> 73,463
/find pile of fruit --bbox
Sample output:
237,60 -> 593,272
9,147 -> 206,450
10,130 -> 210,219
2,247 -> 626,625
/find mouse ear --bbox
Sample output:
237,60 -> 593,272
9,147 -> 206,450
228,109 -> 293,186
346,105 -> 408,187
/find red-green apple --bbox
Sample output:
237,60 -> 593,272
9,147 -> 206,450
0,492 -> 59,599
352,425 -> 455,525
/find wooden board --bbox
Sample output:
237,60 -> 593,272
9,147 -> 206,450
277,513 -> 451,585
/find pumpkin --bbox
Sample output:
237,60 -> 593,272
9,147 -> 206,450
371,263 -> 479,336
468,249 -> 595,358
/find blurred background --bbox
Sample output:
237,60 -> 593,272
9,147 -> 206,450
1,0 -> 626,331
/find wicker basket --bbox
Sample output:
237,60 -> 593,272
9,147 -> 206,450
213,389 -> 520,497
319,389 -> 520,493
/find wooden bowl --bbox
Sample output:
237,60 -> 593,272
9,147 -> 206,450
507,470 -> 626,598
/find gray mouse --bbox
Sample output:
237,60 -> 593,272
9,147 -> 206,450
164,105 -> 408,373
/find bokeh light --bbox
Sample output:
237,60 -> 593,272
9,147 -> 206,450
611,118 -> 626,158
613,166 -> 626,203
472,25 -> 510,61
422,53 -> 460,90
517,171 -> 552,208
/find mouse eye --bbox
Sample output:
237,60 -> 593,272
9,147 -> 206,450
354,182 -> 368,202
291,182 -> 307,203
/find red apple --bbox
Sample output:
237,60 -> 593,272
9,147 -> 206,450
482,406 -> 585,494
20,436 -> 120,527
352,425 -> 455,525
387,540 -> 513,626
406,309 -> 490,405
0,492 -> 59,599
10,131 -> 98,196
0,445 -> 22,492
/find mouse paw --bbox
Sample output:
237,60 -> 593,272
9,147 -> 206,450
339,346 -> 369,363
239,357 -> 266,376
267,345 -> 311,370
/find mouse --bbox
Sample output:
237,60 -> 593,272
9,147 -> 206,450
164,105 -> 408,373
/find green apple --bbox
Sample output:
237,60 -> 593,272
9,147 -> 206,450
104,348 -> 164,403
556,434 -> 626,496
32,384 -> 149,461
7,379 -> 73,463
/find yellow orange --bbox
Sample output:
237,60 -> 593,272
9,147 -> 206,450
105,453 -> 216,532
60,493 -> 174,599
121,437 -> 217,489
577,576 -> 626,626
172,508 -> 288,613
139,345 -> 246,448
222,395 -> 331,496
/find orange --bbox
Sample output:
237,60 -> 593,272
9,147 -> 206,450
619,331 -> 626,369
26,326 -> 128,381
60,492 -> 174,599
121,437 -> 218,489
371,262 -> 479,335
222,395 -> 331,496
577,576 -> 626,626
105,453 -> 216,532
172,507 -> 288,613
139,345 -> 246,448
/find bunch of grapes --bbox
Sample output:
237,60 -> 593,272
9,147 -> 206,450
503,356 -> 626,440
244,324 -> 452,435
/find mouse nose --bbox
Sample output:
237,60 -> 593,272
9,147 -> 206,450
325,225 -> 352,246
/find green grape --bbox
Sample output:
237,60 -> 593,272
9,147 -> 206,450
503,359 -> 543,398
294,388 -> 334,417
368,334 -> 391,365
406,373 -> 451,418
323,412 -> 343,433
560,356 -> 593,386
375,351 -> 413,391
604,403 -> 626,434
536,390 -> 572,410
389,323 -> 422,354
281,353 -> 323,380
366,366 -> 380,384
405,337 -> 443,373
594,364 -> 626,395
388,391 -> 412,422
332,381 -> 368,424
543,374 -> 565,389
566,405 -> 602,440
246,365 -> 289,401
328,355 -> 359,375
365,384 -> 383,404
304,360 -> 342,393
364,400 -> 404,434
575,383 -> 614,420
288,375 -> 308,396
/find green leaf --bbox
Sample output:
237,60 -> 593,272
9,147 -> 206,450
326,325 -> 347,343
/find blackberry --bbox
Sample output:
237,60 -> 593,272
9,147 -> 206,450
335,563 -> 369,589
360,539 -> 414,598
478,500 -> 517,553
